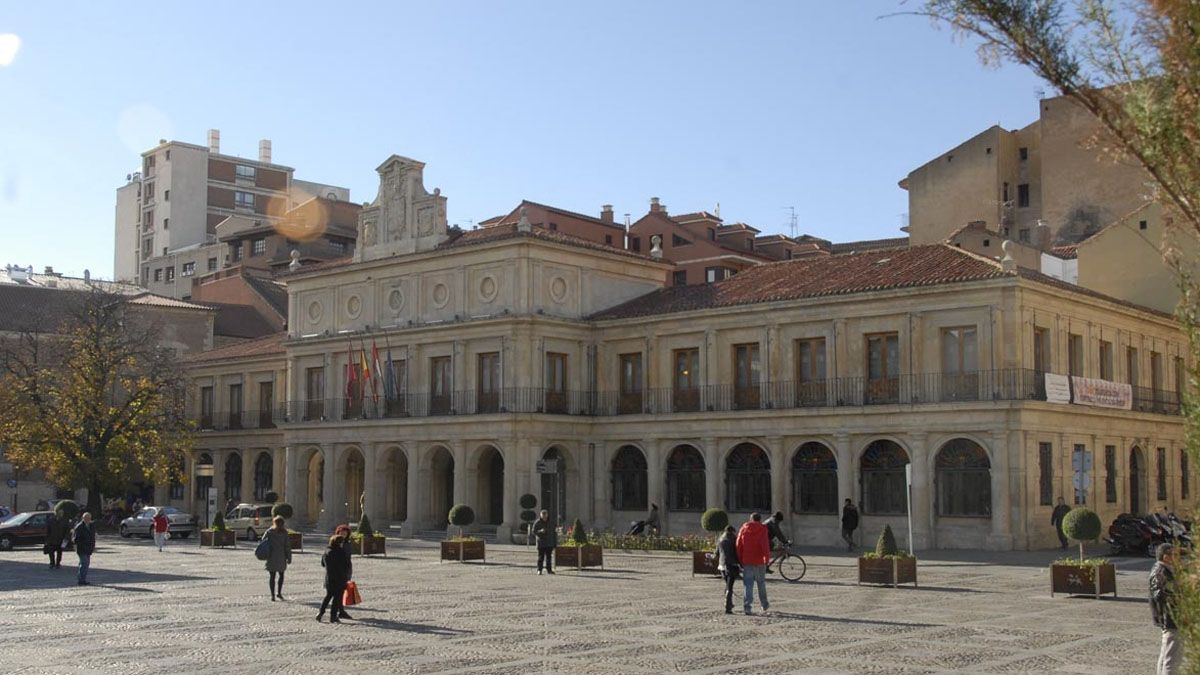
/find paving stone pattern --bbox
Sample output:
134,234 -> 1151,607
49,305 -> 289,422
0,537 -> 1164,673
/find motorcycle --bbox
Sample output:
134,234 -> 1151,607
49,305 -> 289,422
1105,511 -> 1193,556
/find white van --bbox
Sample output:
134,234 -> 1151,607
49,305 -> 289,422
224,503 -> 275,540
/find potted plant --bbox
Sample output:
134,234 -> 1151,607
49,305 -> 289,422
1050,507 -> 1116,598
441,504 -> 485,562
857,525 -> 917,587
515,493 -> 538,545
264,490 -> 279,504
200,511 -> 236,548
693,507 -> 728,576
555,518 -> 604,570
270,502 -> 303,550
351,512 -> 386,556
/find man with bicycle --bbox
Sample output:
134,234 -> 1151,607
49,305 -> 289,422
764,511 -> 790,574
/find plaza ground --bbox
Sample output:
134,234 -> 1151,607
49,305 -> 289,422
0,535 -> 1165,674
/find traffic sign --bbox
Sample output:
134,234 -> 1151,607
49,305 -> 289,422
4,479 -> 15,489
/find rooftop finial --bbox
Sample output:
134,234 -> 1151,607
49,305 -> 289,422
517,206 -> 532,233
650,234 -> 663,260
288,249 -> 301,272
1000,240 -> 1016,272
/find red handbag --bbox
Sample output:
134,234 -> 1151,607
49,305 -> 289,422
342,580 -> 361,606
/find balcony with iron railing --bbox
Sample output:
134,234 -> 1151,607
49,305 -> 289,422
198,408 -> 283,431
189,369 -> 1180,428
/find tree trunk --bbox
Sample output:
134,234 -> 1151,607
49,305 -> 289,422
86,478 -> 102,517
1079,541 -> 1085,563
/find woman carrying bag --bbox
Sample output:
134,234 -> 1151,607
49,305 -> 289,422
260,516 -> 291,601
317,533 -> 352,623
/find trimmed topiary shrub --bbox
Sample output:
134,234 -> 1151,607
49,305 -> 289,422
1062,507 -> 1103,562
569,518 -> 588,545
876,524 -> 898,557
54,500 -> 80,521
264,491 -> 279,504
211,510 -> 227,532
700,507 -> 728,533
271,502 -> 294,520
519,493 -> 537,510
448,504 -> 475,538
357,512 -> 374,539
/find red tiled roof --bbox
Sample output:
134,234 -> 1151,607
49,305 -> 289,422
437,223 -> 658,261
186,332 -> 287,364
487,200 -> 626,231
828,237 -> 910,254
1051,244 -> 1079,259
591,244 -> 1009,320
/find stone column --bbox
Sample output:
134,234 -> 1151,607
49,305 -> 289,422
647,439 -> 665,530
988,429 -> 1013,550
211,449 -> 227,517
363,444 -> 381,527
498,440 -> 519,542
241,450 -> 255,504
406,446 -> 423,535
592,441 -> 608,529
768,436 -> 786,516
284,446 -> 299,514
273,447 -> 286,499
908,432 -> 932,551
452,440 -> 469,516
704,438 -> 721,510
318,446 -> 339,532
834,433 -> 853,507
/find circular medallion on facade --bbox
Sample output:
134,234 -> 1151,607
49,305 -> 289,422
387,287 -> 404,313
346,294 -> 362,319
307,301 -> 323,323
549,276 -> 568,304
479,275 -> 498,303
432,282 -> 450,308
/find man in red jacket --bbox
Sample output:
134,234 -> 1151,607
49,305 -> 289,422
152,508 -> 170,552
735,512 -> 770,615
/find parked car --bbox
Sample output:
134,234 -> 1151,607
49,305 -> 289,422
225,503 -> 276,540
0,511 -> 73,551
119,506 -> 197,539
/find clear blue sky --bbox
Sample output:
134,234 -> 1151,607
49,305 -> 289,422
0,2 -> 1046,279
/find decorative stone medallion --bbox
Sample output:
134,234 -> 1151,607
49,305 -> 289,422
307,300 -> 323,323
479,275 -> 498,304
346,294 -> 362,319
387,287 -> 404,314
432,282 -> 450,308
549,276 -> 568,304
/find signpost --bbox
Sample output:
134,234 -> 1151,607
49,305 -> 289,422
905,463 -> 914,555
536,460 -> 560,527
206,487 -> 218,528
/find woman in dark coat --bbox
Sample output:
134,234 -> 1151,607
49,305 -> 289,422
44,513 -> 66,569
716,525 -> 740,614
262,516 -> 291,601
317,533 -> 352,623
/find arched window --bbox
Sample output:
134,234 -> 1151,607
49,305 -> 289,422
666,445 -> 705,512
936,439 -> 991,517
792,442 -> 837,514
253,452 -> 273,502
860,440 -> 909,515
170,457 -> 185,500
224,453 -> 242,502
726,443 -> 771,512
611,446 -> 648,511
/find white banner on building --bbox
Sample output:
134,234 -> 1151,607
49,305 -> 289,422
1044,373 -> 1071,404
1071,376 -> 1133,410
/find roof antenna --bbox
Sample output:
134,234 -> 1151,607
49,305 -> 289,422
783,206 -> 797,238
715,202 -> 721,219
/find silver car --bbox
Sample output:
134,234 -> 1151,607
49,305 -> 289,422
119,506 -> 197,539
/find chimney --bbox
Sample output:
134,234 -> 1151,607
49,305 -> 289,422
43,265 -> 54,275
600,204 -> 614,223
207,129 -> 220,154
1035,219 -> 1052,251
83,269 -> 90,282
649,197 -> 661,213
259,139 -> 272,163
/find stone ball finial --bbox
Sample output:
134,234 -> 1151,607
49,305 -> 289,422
288,249 -> 301,272
1000,240 -> 1016,272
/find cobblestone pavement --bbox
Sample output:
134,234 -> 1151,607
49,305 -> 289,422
0,535 -> 1162,674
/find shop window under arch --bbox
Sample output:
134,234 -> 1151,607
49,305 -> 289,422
792,442 -> 837,514
935,439 -> 991,517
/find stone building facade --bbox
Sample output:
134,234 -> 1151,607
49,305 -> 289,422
176,156 -> 1188,552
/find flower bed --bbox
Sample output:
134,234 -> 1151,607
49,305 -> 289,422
441,538 -> 485,562
692,550 -> 720,576
555,542 -> 603,570
857,553 -> 918,587
588,531 -> 715,553
287,531 -> 303,551
199,529 -> 236,548
1050,558 -> 1116,598
352,533 -> 386,556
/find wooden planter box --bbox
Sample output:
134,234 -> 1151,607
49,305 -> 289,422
555,544 -> 604,570
355,536 -> 387,556
1050,563 -> 1117,598
857,556 -> 918,587
441,539 -> 486,562
288,532 -> 304,551
692,550 -> 720,577
199,529 -> 236,548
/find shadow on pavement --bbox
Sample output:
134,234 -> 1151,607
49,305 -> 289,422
0,559 -> 213,590
765,610 -> 941,629
354,617 -> 471,636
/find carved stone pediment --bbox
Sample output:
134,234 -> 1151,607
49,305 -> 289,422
354,155 -> 448,262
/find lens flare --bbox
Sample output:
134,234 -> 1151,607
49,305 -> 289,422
116,104 -> 174,155
0,34 -> 20,67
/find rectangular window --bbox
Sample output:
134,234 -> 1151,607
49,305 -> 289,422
1017,183 -> 1030,208
705,267 -> 718,284
476,352 -> 499,413
258,381 -> 274,428
1152,351 -> 1163,394
251,239 -> 266,256
235,165 -> 256,180
304,367 -> 324,420
207,257 -> 218,271
228,383 -> 243,429
231,243 -> 242,262
163,217 -> 169,230
733,343 -> 761,410
672,270 -> 687,286
1177,356 -> 1187,395
1068,333 -> 1084,377
199,386 -> 214,429
430,356 -> 452,414
1105,445 -> 1117,503
1038,442 -> 1054,506
182,262 -> 195,276
1019,147 -> 1028,160
1033,327 -> 1050,373
544,352 -> 568,414
1183,452 -> 1191,501
605,234 -> 613,246
673,348 -> 700,412
142,238 -> 153,257
1157,447 -> 1168,501
1073,444 -> 1087,505
865,332 -> 900,404
1002,182 -> 1009,202
1099,340 -> 1114,381
941,327 -> 978,401
796,337 -> 826,405
1127,347 -> 1139,385
630,237 -> 640,252
234,191 -> 255,209
164,266 -> 175,282
618,352 -> 643,414
385,359 -> 408,417
153,268 -> 162,282
163,189 -> 169,202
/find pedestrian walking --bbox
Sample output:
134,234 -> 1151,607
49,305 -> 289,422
72,512 -> 96,586
332,524 -> 354,619
317,533 -> 352,623
532,509 -> 557,575
716,525 -> 740,614
735,513 -> 770,615
152,508 -> 170,552
44,512 -> 66,569
841,499 -> 860,551
1150,543 -> 1180,674
1051,497 -> 1070,549
263,516 -> 291,601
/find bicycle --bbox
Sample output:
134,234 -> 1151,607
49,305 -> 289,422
765,544 -> 806,582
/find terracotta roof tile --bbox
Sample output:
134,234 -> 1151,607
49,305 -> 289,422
438,223 -> 658,261
828,237 -> 910,254
1051,244 -> 1079,259
186,332 -> 287,364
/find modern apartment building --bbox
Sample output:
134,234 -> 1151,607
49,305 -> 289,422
114,130 -> 350,298
170,155 -> 1188,552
